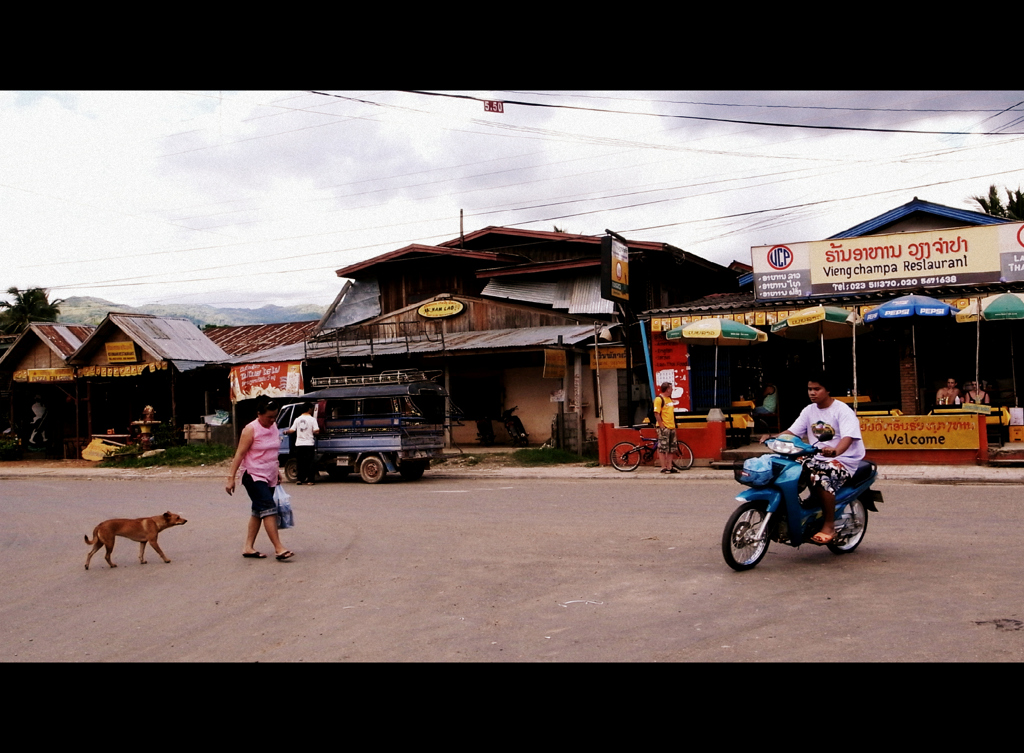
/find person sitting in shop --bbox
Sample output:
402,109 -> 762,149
936,378 -> 961,406
964,380 -> 991,405
753,383 -> 778,416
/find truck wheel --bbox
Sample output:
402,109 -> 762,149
359,456 -> 387,484
399,461 -> 426,481
283,457 -> 298,483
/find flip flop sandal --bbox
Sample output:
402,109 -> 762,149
276,551 -> 295,561
243,552 -> 267,559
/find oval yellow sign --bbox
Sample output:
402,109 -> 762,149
418,300 -> 465,318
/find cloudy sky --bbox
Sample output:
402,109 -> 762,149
2,90 -> 1022,311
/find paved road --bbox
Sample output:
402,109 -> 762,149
3,475 -> 1022,661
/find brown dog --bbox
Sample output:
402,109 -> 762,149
84,512 -> 187,570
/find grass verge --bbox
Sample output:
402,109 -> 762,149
511,447 -> 596,466
99,443 -> 235,468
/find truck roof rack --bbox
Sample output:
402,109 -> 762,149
309,369 -> 440,388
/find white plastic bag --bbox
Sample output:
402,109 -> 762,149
274,485 -> 294,529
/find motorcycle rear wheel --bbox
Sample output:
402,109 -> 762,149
610,442 -> 641,472
827,498 -> 868,554
723,500 -> 771,571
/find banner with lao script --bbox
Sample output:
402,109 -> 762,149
230,362 -> 303,403
753,222 -> 1024,301
858,415 -> 978,450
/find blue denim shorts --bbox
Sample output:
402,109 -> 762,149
242,472 -> 278,518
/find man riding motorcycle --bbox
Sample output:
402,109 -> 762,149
774,372 -> 865,544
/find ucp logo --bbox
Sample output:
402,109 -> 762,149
767,245 -> 794,270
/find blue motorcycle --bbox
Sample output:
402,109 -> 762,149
723,434 -> 884,571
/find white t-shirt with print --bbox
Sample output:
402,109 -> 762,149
785,399 -> 864,473
290,414 -> 318,446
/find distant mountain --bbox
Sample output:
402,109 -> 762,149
58,297 -> 325,328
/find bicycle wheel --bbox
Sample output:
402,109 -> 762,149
672,441 -> 694,470
610,442 -> 641,472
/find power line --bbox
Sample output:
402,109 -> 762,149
395,90 -> 1024,136
505,90 -> 1024,114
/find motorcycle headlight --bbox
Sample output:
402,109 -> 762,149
767,439 -> 798,454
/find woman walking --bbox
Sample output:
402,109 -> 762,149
225,396 -> 294,561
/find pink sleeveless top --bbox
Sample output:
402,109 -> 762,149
242,417 -> 280,486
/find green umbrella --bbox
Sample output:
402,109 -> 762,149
980,293 -> 1024,320
667,318 -> 767,345
958,293 -> 1024,406
770,305 -> 858,341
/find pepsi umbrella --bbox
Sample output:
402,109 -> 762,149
864,294 -> 960,410
862,294 -> 959,324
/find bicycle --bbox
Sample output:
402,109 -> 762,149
610,433 -> 693,472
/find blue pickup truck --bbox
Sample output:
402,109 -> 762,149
275,370 -> 448,484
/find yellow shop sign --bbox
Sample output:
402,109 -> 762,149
105,341 -> 138,363
859,415 -> 978,450
417,300 -> 465,318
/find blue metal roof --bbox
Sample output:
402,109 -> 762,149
828,197 -> 1009,239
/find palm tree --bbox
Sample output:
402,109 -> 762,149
0,287 -> 64,334
970,185 -> 1024,221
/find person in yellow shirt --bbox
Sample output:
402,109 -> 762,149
654,382 -> 679,474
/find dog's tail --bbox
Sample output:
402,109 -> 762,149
84,531 -> 97,545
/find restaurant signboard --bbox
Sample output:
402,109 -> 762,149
753,222 -> 1024,301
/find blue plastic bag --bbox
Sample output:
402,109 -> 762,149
738,454 -> 774,487
274,485 -> 294,529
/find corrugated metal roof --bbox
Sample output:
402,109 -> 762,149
567,275 -> 615,315
224,341 -> 307,364
647,292 -> 757,315
109,315 -> 230,362
645,282 -> 1024,317
204,321 -> 319,356
335,244 -> 526,279
0,323 -> 96,370
553,280 -> 574,309
481,279 -> 557,305
319,278 -> 381,329
481,275 -> 614,314
74,314 -> 230,366
33,323 -> 95,358
443,325 -> 595,351
306,325 -> 596,360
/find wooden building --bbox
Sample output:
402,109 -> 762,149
0,323 -> 95,457
308,226 -> 740,449
69,313 -> 231,445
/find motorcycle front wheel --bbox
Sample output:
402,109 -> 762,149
722,500 -> 771,571
827,498 -> 868,554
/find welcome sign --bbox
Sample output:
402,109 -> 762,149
859,415 -> 979,450
753,222 -> 1024,301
